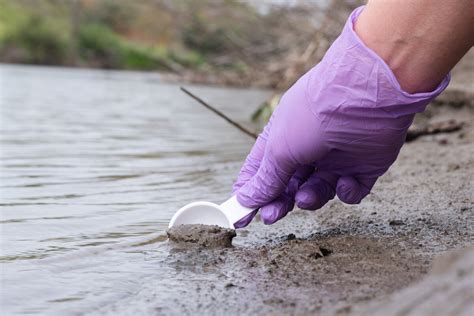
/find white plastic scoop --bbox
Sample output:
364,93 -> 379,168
168,196 -> 255,229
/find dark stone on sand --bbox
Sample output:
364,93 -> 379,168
166,224 -> 236,248
286,233 -> 296,240
320,247 -> 332,256
389,220 -> 405,226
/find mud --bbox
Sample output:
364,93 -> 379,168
351,246 -> 474,316
158,64 -> 473,314
154,228 -> 439,315
93,51 -> 474,316
155,77 -> 474,315
167,224 -> 236,248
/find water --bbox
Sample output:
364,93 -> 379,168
0,64 -> 270,314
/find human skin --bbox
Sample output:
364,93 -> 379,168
232,1 -> 473,227
355,0 -> 473,93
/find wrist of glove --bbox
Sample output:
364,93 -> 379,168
233,6 -> 450,228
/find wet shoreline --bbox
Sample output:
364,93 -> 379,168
2,61 -> 473,315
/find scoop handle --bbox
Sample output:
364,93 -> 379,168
220,195 -> 255,227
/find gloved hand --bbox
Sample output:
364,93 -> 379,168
232,6 -> 449,228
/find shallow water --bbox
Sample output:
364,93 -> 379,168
0,64 -> 269,314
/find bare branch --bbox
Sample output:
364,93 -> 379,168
180,87 -> 258,140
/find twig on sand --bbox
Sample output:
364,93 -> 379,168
406,120 -> 464,142
180,86 -> 258,139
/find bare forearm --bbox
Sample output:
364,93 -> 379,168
355,0 -> 473,93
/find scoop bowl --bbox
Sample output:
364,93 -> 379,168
168,196 -> 255,229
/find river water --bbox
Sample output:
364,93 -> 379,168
0,64 -> 269,314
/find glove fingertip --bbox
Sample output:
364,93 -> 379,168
260,195 -> 294,225
233,210 -> 257,228
260,207 -> 280,225
336,177 -> 363,204
295,190 -> 315,210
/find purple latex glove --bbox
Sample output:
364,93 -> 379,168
233,6 -> 449,228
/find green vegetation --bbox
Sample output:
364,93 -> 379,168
0,0 -> 259,72
0,0 -> 355,89
77,23 -> 159,69
0,1 -> 69,64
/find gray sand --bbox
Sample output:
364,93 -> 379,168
93,51 -> 474,316
167,224 -> 236,248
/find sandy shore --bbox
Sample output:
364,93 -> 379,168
174,52 -> 473,316
153,88 -> 472,315
92,51 -> 473,316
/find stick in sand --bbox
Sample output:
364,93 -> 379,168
180,86 -> 258,140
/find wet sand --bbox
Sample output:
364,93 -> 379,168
98,54 -> 473,315
95,80 -> 473,315
351,246 -> 474,316
167,224 -> 236,248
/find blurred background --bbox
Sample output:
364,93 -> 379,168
0,0 -> 361,88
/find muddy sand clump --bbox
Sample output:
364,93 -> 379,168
167,224 -> 236,248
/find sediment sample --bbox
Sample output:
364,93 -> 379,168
167,224 -> 236,248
